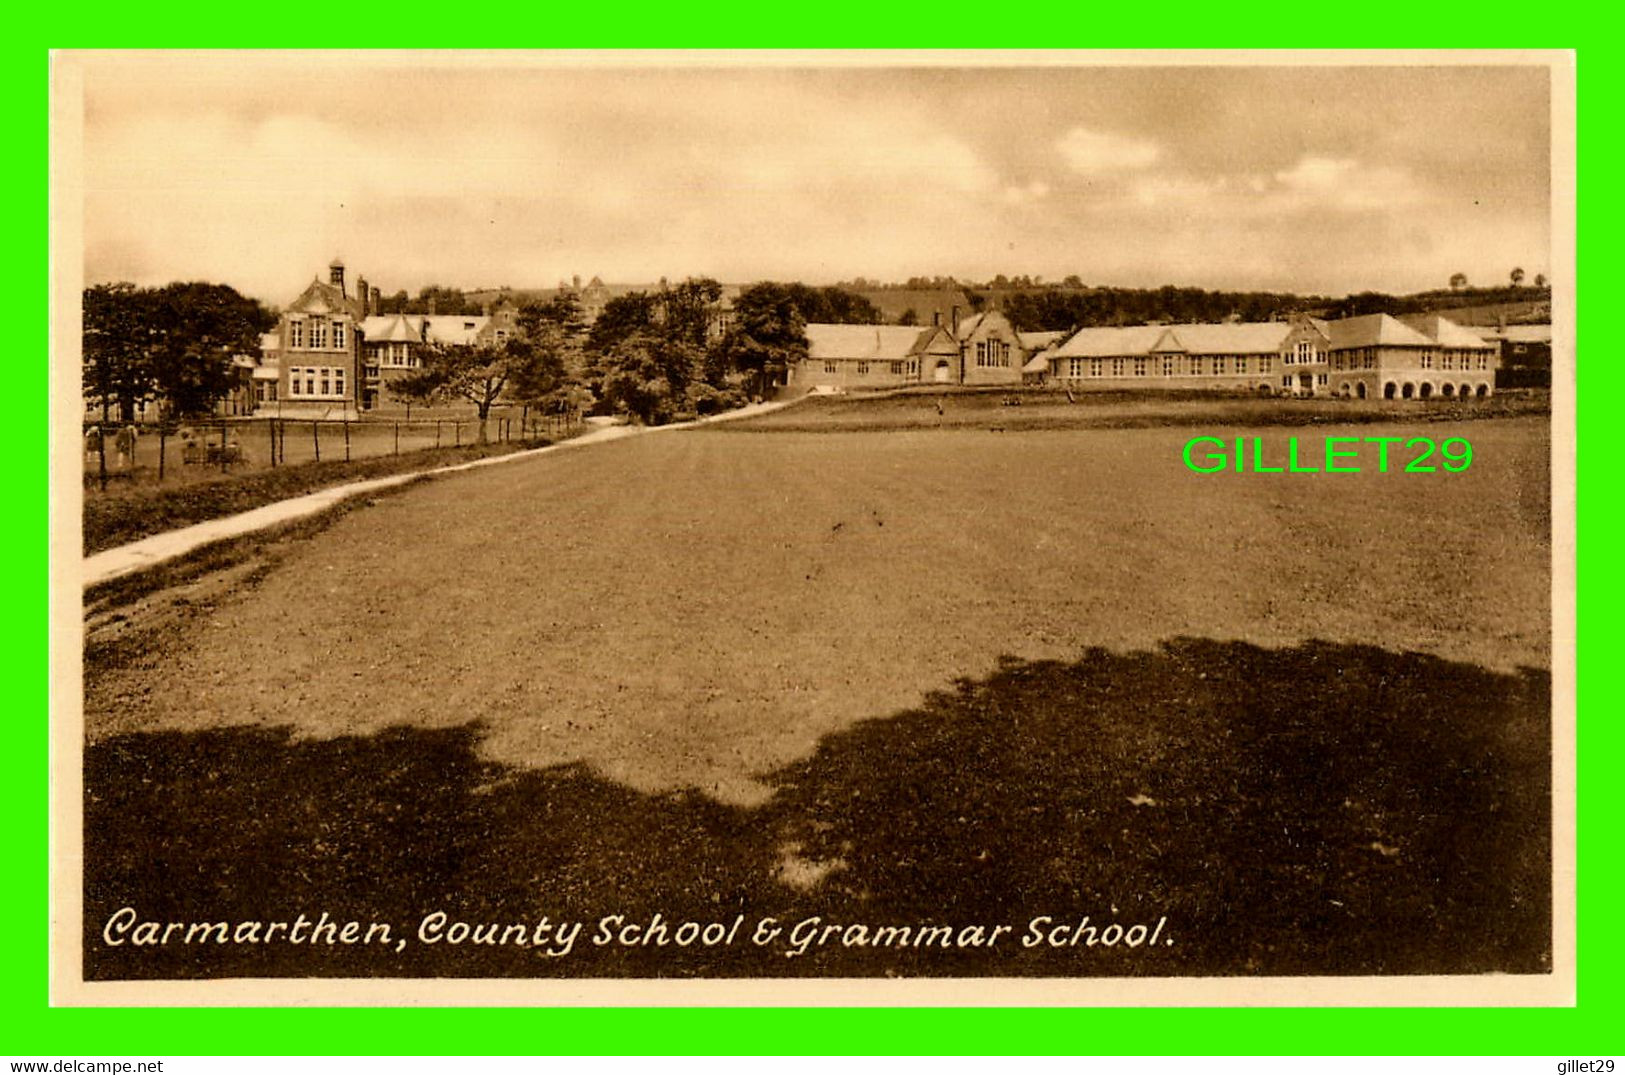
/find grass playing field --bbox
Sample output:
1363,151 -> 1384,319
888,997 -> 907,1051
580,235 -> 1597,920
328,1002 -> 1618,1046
81,413 -> 1553,979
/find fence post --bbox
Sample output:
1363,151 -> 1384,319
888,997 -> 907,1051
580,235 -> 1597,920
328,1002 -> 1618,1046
313,420 -> 320,463
344,418 -> 351,462
435,421 -> 441,448
96,427 -> 107,492
394,422 -> 400,456
269,420 -> 277,467
455,421 -> 461,447
158,425 -> 166,483
220,422 -> 229,473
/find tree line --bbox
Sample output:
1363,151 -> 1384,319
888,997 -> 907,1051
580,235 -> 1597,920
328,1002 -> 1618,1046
82,282 -> 277,423
390,279 -> 880,431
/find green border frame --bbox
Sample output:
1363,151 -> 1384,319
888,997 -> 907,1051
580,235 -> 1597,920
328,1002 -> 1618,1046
18,25 -> 1604,1055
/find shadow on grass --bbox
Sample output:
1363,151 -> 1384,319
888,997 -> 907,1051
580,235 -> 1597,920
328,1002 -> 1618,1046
85,638 -> 1550,979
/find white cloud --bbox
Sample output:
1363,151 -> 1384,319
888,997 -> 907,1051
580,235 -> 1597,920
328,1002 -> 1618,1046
1055,126 -> 1162,174
1271,156 -> 1424,211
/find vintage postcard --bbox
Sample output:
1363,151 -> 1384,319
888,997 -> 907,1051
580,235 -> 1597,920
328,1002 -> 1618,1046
51,49 -> 1576,1006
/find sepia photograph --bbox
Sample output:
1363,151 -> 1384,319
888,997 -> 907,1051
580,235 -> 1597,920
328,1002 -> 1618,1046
51,50 -> 1574,1005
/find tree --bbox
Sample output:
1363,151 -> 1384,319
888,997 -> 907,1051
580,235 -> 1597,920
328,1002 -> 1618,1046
1510,267 -> 1526,287
82,282 -> 153,423
600,331 -> 703,424
898,307 -> 919,326
1449,272 -> 1468,291
137,282 -> 274,419
586,291 -> 660,356
1535,273 -> 1547,288
719,283 -> 809,397
392,338 -> 543,443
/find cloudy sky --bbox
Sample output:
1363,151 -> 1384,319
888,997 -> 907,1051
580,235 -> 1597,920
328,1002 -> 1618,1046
73,53 -> 1555,305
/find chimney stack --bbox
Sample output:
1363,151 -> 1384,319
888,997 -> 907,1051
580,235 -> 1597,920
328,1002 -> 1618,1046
371,285 -> 382,312
932,311 -> 941,327
329,258 -> 346,296
951,305 -> 961,335
357,275 -> 369,316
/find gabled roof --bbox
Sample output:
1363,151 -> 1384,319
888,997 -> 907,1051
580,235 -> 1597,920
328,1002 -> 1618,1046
360,313 -> 426,343
1022,354 -> 1050,373
1401,314 -> 1500,349
287,276 -> 366,320
805,324 -> 930,362
1325,313 -> 1435,350
910,325 -> 959,355
1051,325 -> 1168,358
1157,322 -> 1294,354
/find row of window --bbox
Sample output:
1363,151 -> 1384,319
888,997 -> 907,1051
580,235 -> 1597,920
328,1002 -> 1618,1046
287,365 -> 347,399
371,342 -> 420,368
288,318 -> 347,351
1420,353 -> 1492,371
975,340 -> 1013,368
827,360 -> 919,376
1066,355 -> 1279,378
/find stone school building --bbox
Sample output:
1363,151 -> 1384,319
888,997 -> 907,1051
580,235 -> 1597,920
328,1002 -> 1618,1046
1036,312 -> 1496,400
788,310 -> 1498,401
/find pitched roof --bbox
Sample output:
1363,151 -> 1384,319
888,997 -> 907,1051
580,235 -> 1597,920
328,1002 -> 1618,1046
1022,354 -> 1050,373
1401,314 -> 1500,349
288,276 -> 366,320
360,313 -> 426,343
1051,325 -> 1168,358
1325,313 -> 1434,350
1155,322 -> 1294,354
805,324 -> 930,362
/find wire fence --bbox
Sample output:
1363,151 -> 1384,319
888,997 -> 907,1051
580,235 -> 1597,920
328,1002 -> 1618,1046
82,407 -> 582,492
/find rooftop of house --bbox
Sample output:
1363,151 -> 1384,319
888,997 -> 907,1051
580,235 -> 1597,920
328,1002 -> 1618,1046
805,323 -> 938,362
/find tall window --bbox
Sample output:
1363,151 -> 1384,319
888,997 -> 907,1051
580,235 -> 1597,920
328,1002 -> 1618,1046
289,320 -> 304,349
890,361 -> 903,375
1189,357 -> 1203,376
1069,358 -> 1083,379
1213,356 -> 1226,375
1110,358 -> 1124,377
1134,358 -> 1147,377
1162,356 -> 1175,376
1294,340 -> 1313,364
335,369 -> 346,397
824,360 -> 836,374
333,321 -> 345,349
1260,356 -> 1272,373
310,321 -> 328,349
856,361 -> 869,375
289,367 -> 301,396
1090,358 -> 1103,378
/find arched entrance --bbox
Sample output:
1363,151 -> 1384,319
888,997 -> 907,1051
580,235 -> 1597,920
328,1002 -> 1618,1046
1339,382 -> 1351,398
1356,382 -> 1368,400
1419,382 -> 1434,399
1441,384 -> 1455,398
933,360 -> 951,384
1384,382 -> 1397,399
1460,383 -> 1472,399
1258,383 -> 1273,396
1477,384 -> 1489,398
1401,383 -> 1415,399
